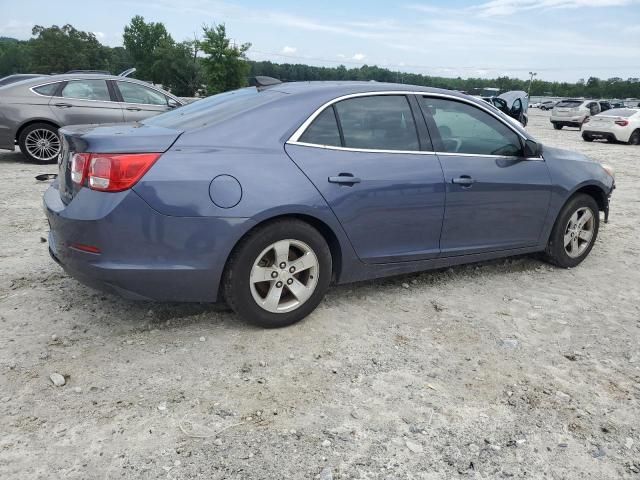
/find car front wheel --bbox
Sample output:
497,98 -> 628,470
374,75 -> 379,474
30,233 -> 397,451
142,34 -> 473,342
629,129 -> 640,145
544,194 -> 599,268
582,133 -> 594,142
18,122 -> 61,163
553,123 -> 563,130
223,219 -> 332,328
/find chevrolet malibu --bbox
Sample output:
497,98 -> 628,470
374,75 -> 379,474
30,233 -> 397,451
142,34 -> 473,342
44,81 -> 615,328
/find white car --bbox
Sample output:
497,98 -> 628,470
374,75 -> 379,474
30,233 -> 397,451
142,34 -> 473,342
550,99 -> 601,130
582,108 -> 640,145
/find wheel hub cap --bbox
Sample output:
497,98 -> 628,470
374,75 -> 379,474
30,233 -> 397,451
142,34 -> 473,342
563,207 -> 595,258
250,239 -> 319,313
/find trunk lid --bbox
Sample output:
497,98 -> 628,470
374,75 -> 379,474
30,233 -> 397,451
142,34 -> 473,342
58,123 -> 182,204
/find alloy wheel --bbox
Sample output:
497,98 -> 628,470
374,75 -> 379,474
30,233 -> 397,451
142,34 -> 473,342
24,128 -> 60,162
249,239 -> 319,313
564,207 -> 595,258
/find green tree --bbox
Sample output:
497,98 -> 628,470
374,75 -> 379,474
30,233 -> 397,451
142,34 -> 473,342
29,24 -> 108,73
199,23 -> 251,94
123,15 -> 172,82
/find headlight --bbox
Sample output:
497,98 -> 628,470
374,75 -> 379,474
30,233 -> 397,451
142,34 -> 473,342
602,163 -> 615,179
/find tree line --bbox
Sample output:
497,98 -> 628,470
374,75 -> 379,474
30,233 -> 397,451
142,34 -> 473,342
1,18 -> 639,99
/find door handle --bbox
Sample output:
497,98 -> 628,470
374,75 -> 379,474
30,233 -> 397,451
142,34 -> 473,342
452,175 -> 475,187
53,103 -> 72,108
126,106 -> 142,111
328,173 -> 361,186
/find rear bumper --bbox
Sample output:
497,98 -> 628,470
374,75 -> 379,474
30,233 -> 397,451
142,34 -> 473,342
44,182 -> 254,302
582,129 -> 627,142
550,115 -> 585,125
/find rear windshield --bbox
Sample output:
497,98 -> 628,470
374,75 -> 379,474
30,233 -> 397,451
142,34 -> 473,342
143,87 -> 284,130
556,100 -> 582,108
599,108 -> 638,118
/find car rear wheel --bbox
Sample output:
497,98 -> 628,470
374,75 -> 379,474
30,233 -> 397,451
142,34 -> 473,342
628,129 -> 640,145
582,133 -> 594,142
18,122 -> 60,163
223,219 -> 332,328
553,123 -> 563,130
544,194 -> 599,268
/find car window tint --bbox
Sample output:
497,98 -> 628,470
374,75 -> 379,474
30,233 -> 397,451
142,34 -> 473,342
334,95 -> 419,151
61,80 -> 110,101
33,83 -> 60,96
421,97 -> 522,157
556,100 -> 582,108
299,107 -> 341,146
118,82 -> 168,105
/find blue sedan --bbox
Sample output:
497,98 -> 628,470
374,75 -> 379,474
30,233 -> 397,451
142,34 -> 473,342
44,81 -> 615,327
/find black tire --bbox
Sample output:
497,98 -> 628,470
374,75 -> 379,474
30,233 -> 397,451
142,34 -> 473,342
223,219 -> 332,328
582,133 -> 594,142
18,122 -> 60,163
553,123 -> 563,130
544,194 -> 600,268
628,129 -> 640,145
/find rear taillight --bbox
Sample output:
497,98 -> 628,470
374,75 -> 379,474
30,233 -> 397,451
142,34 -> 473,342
615,119 -> 629,126
71,153 -> 90,185
70,153 -> 161,192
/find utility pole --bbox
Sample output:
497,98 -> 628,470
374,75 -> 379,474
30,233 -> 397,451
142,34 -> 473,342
528,71 -> 537,98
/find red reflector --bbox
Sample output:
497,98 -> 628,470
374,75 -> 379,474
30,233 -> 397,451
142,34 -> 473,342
85,153 -> 161,192
69,243 -> 101,254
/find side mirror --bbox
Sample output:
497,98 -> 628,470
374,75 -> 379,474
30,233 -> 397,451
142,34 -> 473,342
524,139 -> 542,158
167,98 -> 181,109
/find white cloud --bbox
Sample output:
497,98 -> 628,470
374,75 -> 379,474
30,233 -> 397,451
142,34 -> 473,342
0,20 -> 33,39
473,0 -> 637,17
281,46 -> 297,54
93,31 -> 106,40
352,53 -> 366,61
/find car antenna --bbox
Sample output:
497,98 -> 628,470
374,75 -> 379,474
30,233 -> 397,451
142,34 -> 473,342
119,68 -> 137,78
250,76 -> 282,91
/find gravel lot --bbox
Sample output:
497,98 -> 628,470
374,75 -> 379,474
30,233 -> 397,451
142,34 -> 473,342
1,109 -> 639,479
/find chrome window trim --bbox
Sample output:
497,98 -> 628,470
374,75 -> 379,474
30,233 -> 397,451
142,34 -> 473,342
291,141 -> 437,156
29,78 -> 182,106
287,90 -> 529,150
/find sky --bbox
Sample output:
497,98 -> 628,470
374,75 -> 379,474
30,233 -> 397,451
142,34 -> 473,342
1,0 -> 639,82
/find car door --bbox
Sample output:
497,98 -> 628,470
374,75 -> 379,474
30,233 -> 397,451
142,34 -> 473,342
48,79 -> 124,125
285,94 -> 445,264
418,95 -> 551,256
114,80 -> 174,122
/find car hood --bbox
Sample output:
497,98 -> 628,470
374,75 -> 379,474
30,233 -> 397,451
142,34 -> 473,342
542,145 -> 595,164
498,90 -> 529,110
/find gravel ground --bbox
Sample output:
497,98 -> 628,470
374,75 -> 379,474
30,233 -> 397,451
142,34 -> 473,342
1,109 -> 639,479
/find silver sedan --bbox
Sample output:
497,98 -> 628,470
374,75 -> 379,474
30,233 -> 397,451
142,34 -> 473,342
0,72 -> 184,162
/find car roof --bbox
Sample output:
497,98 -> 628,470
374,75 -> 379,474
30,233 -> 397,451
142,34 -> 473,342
15,73 -> 153,87
269,81 -> 458,96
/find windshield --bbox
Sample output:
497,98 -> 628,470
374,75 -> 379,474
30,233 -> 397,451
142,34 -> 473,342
143,87 -> 284,130
556,100 -> 582,108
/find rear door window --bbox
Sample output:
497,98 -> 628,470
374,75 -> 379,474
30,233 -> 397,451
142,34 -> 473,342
299,107 -> 341,147
333,95 -> 420,151
420,96 -> 522,157
61,80 -> 111,101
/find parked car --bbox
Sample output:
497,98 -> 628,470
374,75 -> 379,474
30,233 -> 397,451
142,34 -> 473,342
481,91 -> 528,126
598,100 -> 612,112
582,108 -> 640,145
550,99 -> 600,130
540,100 -> 556,111
0,74 -> 47,87
530,101 -> 542,108
0,72 -> 184,162
44,81 -> 615,327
